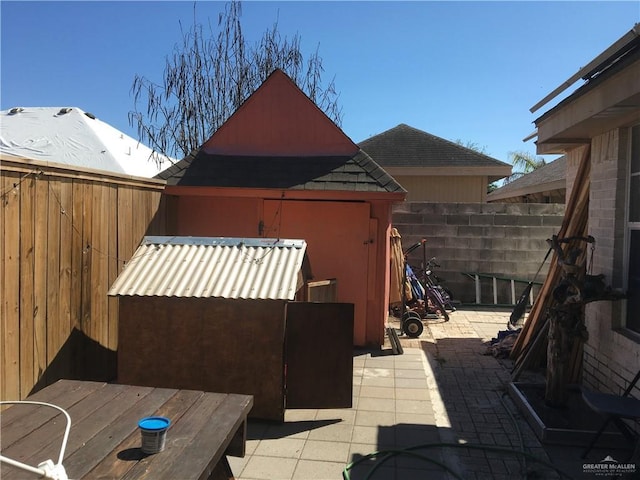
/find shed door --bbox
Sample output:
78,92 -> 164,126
263,200 -> 370,345
284,302 -> 354,408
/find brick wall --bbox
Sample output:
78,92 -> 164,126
583,129 -> 640,397
392,202 -> 565,305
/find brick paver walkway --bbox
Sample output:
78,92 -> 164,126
415,309 -> 561,479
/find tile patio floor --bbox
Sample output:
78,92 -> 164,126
228,308 -> 637,480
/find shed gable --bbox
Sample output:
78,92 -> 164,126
158,70 -> 405,195
202,69 -> 357,157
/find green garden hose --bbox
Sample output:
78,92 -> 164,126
342,442 -> 574,480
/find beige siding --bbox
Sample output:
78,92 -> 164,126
393,175 -> 488,202
564,146 -> 589,203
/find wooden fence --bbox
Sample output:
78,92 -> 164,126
1,156 -> 166,400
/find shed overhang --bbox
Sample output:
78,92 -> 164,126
108,236 -> 310,300
163,185 -> 406,202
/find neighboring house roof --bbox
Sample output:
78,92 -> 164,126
487,156 -> 566,203
108,236 -> 309,300
358,124 -> 511,177
0,106 -> 174,178
158,69 -> 405,195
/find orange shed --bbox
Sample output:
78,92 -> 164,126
158,69 -> 406,346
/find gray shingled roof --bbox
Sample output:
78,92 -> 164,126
156,148 -> 406,194
487,156 -> 566,200
358,124 -> 510,168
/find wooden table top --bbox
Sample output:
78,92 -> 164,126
1,379 -> 253,479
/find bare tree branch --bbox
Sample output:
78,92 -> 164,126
129,0 -> 342,163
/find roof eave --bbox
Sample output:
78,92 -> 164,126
385,165 -> 512,178
530,23 -> 640,114
533,30 -> 640,154
487,179 -> 566,201
164,185 -> 406,202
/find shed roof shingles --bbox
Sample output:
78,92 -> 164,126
157,149 -> 405,194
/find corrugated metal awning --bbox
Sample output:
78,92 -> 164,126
108,236 -> 308,300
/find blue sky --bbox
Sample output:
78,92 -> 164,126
1,1 -> 638,164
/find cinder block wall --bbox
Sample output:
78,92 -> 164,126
392,202 -> 565,305
583,130 -> 639,396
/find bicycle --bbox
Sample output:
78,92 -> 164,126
403,240 -> 451,324
412,257 -> 456,312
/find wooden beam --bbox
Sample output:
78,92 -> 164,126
511,144 -> 591,375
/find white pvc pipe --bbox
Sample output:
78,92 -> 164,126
0,400 -> 71,479
0,454 -> 46,476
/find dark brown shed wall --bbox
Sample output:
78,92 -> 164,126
117,296 -> 286,421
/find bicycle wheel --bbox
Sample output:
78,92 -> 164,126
427,288 -> 450,321
438,286 -> 456,311
442,287 -> 454,302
